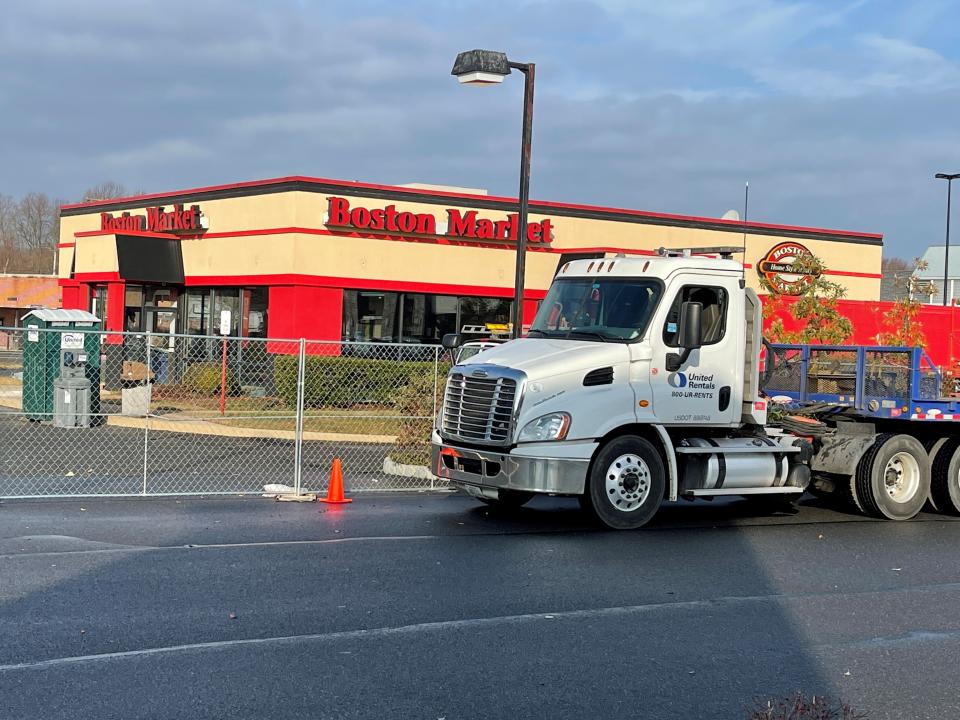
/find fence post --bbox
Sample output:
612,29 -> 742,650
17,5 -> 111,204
432,346 -> 440,490
293,338 -> 306,495
143,331 -> 151,496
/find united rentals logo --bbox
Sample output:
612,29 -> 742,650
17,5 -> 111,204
757,241 -> 820,295
667,372 -> 687,388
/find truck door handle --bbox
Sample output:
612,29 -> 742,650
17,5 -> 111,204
719,386 -> 731,412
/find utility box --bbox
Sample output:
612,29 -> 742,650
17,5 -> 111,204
53,349 -> 93,428
21,309 -> 102,422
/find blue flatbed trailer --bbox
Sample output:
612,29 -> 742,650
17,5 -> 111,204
763,343 -> 960,518
766,343 -> 958,422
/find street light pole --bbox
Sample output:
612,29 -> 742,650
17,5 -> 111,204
509,61 -> 535,339
936,173 -> 960,306
452,50 -> 536,339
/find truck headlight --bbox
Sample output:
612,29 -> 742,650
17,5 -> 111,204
518,412 -> 571,442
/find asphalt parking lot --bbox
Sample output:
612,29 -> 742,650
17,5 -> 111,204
0,413 -> 401,495
1,493 -> 959,719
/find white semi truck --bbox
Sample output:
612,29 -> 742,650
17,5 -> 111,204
431,249 -> 960,529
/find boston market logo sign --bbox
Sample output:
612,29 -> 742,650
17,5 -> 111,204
100,205 -> 208,234
325,196 -> 554,244
757,241 -> 821,295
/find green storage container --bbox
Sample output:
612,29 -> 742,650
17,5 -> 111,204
21,309 -> 102,421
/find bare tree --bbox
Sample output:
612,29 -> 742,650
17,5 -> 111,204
881,256 -> 912,275
880,256 -> 916,302
12,193 -> 59,274
82,181 -> 128,202
0,194 -> 16,273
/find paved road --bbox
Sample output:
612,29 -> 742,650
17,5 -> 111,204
1,494 -> 958,719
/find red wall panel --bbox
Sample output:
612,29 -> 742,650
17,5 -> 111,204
268,285 -> 344,355
763,296 -> 960,368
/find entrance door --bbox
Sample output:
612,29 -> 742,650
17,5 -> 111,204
648,277 -> 743,426
146,309 -> 177,384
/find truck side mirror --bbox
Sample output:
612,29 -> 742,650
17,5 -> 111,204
441,333 -> 463,350
678,301 -> 703,350
666,301 -> 704,372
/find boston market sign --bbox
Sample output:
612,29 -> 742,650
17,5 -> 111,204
100,204 -> 208,234
757,241 -> 821,295
326,196 -> 554,244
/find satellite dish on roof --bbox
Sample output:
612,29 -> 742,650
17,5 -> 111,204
721,210 -> 740,221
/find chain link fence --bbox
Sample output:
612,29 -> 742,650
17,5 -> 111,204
0,327 -> 450,498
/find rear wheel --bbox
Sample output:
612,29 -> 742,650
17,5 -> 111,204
479,489 -> 535,508
588,435 -> 665,530
853,434 -> 930,520
929,436 -> 960,515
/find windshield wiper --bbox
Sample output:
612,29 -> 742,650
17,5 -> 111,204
565,329 -> 609,342
526,328 -> 551,337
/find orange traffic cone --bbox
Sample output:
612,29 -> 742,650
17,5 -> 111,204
320,458 -> 352,504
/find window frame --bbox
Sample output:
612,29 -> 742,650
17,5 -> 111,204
661,284 -> 729,348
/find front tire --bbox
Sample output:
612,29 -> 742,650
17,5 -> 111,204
853,434 -> 930,520
588,435 -> 665,530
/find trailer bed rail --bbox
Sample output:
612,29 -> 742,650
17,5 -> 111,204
765,344 -> 957,422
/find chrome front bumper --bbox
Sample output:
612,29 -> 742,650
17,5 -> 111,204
431,442 -> 589,496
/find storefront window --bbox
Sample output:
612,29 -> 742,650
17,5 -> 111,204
185,291 -> 209,335
401,294 -> 457,344
90,286 -> 107,324
213,289 -> 241,336
458,297 -> 512,331
342,291 -> 511,343
342,291 -> 401,342
124,285 -> 144,331
244,288 -> 269,338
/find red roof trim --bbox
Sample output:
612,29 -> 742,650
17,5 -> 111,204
59,174 -> 883,241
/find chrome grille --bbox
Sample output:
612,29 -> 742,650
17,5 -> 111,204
441,371 -> 518,445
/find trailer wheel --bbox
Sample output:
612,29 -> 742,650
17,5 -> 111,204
588,435 -> 665,530
929,436 -> 960,515
479,489 -> 535,508
853,434 -> 930,520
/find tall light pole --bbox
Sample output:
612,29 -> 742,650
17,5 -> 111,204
935,172 -> 960,306
452,49 -> 535,339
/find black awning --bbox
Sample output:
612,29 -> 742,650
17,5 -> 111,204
116,235 -> 184,284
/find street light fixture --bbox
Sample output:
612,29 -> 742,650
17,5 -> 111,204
935,172 -> 960,306
452,49 -> 535,339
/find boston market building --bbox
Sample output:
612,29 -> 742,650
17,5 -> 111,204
57,175 -> 884,360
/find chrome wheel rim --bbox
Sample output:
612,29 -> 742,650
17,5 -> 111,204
605,454 -> 651,512
884,451 -> 920,503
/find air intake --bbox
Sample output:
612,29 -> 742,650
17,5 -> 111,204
583,367 -> 614,386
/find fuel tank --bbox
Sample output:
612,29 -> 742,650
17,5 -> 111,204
679,437 -> 791,490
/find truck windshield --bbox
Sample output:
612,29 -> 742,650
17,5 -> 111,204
528,278 -> 662,342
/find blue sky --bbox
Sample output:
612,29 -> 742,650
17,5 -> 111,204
2,0 -> 959,258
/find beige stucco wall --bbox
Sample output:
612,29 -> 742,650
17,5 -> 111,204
59,187 -> 883,300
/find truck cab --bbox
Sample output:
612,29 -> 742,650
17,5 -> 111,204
432,249 -> 797,529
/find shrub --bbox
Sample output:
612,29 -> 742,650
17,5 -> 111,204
273,355 -> 443,409
748,693 -> 867,720
183,362 -> 240,396
390,370 -> 447,466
